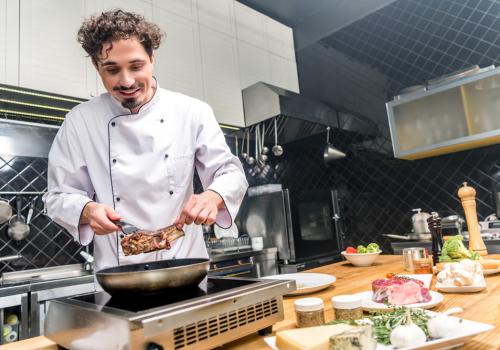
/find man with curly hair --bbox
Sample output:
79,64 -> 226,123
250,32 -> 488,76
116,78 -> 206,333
43,10 -> 248,273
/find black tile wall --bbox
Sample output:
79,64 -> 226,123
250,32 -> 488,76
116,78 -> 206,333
3,125 -> 499,270
236,126 -> 500,254
0,155 -> 85,273
320,0 -> 500,98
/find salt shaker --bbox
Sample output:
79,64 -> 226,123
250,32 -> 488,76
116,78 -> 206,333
427,212 -> 443,265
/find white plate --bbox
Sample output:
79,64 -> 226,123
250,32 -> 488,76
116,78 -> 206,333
264,311 -> 494,350
262,273 -> 336,296
435,281 -> 486,293
483,267 -> 500,275
354,290 -> 444,311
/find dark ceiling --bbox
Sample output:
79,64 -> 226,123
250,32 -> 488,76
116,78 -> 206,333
238,0 -> 500,98
237,0 -> 398,50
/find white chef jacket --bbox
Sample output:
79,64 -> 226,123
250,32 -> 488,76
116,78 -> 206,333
43,82 -> 248,272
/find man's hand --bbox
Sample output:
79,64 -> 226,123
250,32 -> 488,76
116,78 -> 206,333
80,202 -> 121,235
175,190 -> 224,229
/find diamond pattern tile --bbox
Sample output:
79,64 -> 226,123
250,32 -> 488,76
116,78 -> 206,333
3,125 -> 500,271
227,122 -> 499,253
320,0 -> 500,98
0,155 -> 85,273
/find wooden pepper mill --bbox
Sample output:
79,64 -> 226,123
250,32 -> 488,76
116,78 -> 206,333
457,182 -> 488,256
427,212 -> 443,265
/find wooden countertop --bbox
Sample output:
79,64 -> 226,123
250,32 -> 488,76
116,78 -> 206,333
3,255 -> 499,350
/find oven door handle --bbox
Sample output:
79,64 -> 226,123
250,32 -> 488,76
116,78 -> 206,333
211,258 -> 254,273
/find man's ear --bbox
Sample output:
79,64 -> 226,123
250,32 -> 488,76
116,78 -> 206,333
150,51 -> 155,64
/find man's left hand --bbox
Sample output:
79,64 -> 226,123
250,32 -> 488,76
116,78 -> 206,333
175,190 -> 224,229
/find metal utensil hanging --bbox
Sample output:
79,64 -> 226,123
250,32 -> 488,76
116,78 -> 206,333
246,128 -> 255,165
240,129 -> 248,160
272,117 -> 283,156
7,196 -> 30,241
258,124 -> 268,164
323,113 -> 346,163
323,126 -> 346,163
261,122 -> 269,155
0,196 -> 12,224
234,134 -> 239,157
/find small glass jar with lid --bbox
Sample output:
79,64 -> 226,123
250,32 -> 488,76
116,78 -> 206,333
331,295 -> 363,321
294,297 -> 325,328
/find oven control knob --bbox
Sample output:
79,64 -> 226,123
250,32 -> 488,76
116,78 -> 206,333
146,343 -> 163,350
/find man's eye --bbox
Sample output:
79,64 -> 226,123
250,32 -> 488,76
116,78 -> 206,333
131,65 -> 143,71
106,69 -> 119,74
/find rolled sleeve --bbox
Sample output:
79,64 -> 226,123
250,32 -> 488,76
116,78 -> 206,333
194,103 -> 248,229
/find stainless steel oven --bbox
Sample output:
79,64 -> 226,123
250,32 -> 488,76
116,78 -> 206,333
236,188 -> 344,267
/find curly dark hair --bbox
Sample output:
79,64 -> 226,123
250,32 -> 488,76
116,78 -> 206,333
77,9 -> 164,65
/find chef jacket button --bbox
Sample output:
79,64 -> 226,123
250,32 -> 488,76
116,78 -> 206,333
169,190 -> 174,195
116,197 -> 121,202
111,122 -> 116,127
160,119 -> 164,123
164,154 -> 168,159
112,159 -> 117,164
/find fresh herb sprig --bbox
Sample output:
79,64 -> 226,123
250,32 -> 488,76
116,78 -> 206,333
368,307 -> 430,345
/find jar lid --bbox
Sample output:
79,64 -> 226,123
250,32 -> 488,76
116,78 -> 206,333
294,297 -> 324,312
331,295 -> 362,309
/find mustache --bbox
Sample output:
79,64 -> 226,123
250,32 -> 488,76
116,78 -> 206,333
113,83 -> 144,92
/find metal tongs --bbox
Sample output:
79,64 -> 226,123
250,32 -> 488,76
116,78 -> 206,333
112,219 -> 141,238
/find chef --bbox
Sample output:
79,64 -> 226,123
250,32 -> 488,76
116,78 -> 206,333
43,9 -> 248,272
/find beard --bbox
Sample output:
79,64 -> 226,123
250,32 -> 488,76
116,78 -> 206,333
121,98 -> 141,110
113,83 -> 145,110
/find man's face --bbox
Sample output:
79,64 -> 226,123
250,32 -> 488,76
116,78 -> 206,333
95,38 -> 155,113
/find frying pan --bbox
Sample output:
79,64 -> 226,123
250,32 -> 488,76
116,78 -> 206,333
96,258 -> 210,295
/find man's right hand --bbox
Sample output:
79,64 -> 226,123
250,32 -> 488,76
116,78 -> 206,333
80,202 -> 121,235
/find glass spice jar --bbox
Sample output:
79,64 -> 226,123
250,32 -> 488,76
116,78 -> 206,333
294,298 -> 325,328
331,295 -> 363,321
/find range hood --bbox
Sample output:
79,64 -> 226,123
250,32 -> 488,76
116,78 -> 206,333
241,82 -> 378,144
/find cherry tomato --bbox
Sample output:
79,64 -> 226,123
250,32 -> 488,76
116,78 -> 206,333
346,246 -> 357,254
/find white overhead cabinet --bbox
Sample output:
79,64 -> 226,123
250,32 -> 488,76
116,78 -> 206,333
199,25 -> 244,126
269,54 -> 299,93
19,0 -> 96,99
237,40 -> 271,89
234,2 -> 299,94
8,0 -> 298,127
0,0 -> 20,86
266,17 -> 299,93
196,0 -> 236,37
234,2 -> 267,50
266,17 -> 295,61
152,4 -> 203,100
95,0 -> 153,19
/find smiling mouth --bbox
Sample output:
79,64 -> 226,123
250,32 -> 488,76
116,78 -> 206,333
119,88 -> 140,98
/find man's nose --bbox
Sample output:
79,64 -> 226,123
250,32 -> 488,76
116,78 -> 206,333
118,72 -> 135,88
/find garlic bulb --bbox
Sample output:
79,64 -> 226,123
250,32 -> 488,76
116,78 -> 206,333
428,314 -> 462,338
390,309 -> 427,348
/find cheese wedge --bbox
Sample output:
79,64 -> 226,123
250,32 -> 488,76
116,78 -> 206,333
275,324 -> 355,350
330,325 -> 377,350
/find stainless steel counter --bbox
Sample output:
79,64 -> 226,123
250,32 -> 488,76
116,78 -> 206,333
0,264 -> 96,341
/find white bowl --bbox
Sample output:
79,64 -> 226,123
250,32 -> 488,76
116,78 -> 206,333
341,250 -> 381,267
